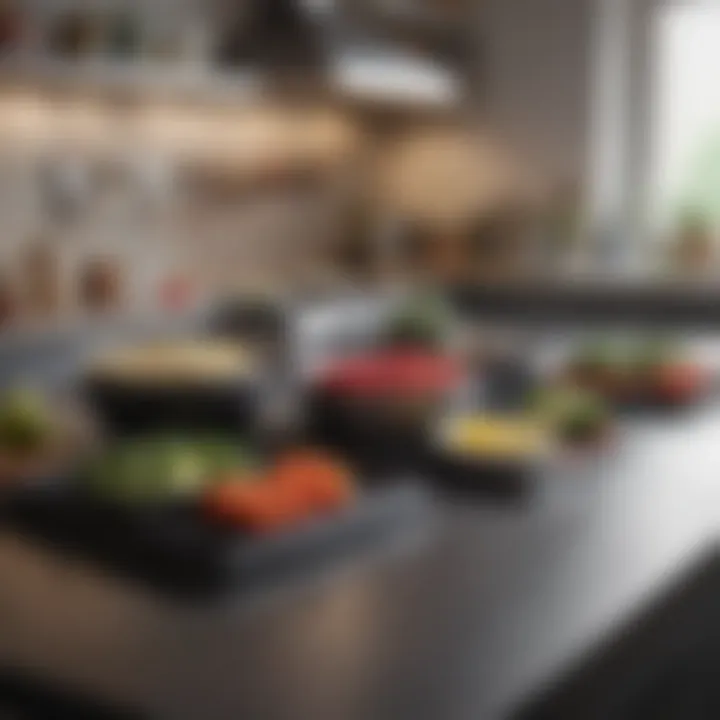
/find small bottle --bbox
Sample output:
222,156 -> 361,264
671,211 -> 715,276
106,9 -> 141,59
0,1 -> 23,55
78,255 -> 123,312
49,8 -> 101,59
21,238 -> 62,320
0,272 -> 18,329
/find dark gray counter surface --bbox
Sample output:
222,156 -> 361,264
0,313 -> 718,719
0,403 -> 717,719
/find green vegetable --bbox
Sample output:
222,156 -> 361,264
535,386 -> 610,442
383,295 -> 452,350
630,337 -> 678,374
83,435 -> 256,504
573,336 -> 681,377
572,340 -> 623,374
0,388 -> 53,453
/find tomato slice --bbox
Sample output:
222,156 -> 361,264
654,364 -> 706,402
272,451 -> 355,512
204,451 -> 356,532
204,480 -> 307,533
203,477 -> 265,524
318,351 -> 463,396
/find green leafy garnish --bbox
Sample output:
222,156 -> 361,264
82,435 -> 256,504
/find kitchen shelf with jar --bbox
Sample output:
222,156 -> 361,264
0,0 -> 466,113
0,56 -> 265,105
0,0 -> 262,103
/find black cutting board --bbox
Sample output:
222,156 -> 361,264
1,480 -> 430,598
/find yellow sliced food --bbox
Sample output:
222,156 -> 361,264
442,416 -> 548,460
91,341 -> 254,383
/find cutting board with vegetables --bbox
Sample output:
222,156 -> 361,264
3,436 -> 429,596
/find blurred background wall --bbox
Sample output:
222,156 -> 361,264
0,0 -> 697,330
478,0 -> 593,182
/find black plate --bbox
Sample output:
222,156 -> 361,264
614,387 -> 710,414
84,377 -> 259,436
2,480 -> 430,597
427,450 -> 537,502
306,389 -> 439,476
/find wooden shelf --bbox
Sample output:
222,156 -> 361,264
0,56 -> 264,103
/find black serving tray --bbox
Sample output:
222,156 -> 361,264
2,480 -> 430,597
427,451 -> 538,502
306,389 -> 439,476
84,377 -> 259,436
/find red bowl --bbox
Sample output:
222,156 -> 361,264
316,350 -> 465,399
647,363 -> 709,404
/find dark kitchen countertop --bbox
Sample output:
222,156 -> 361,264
0,311 -> 720,720
0,402 -> 718,719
